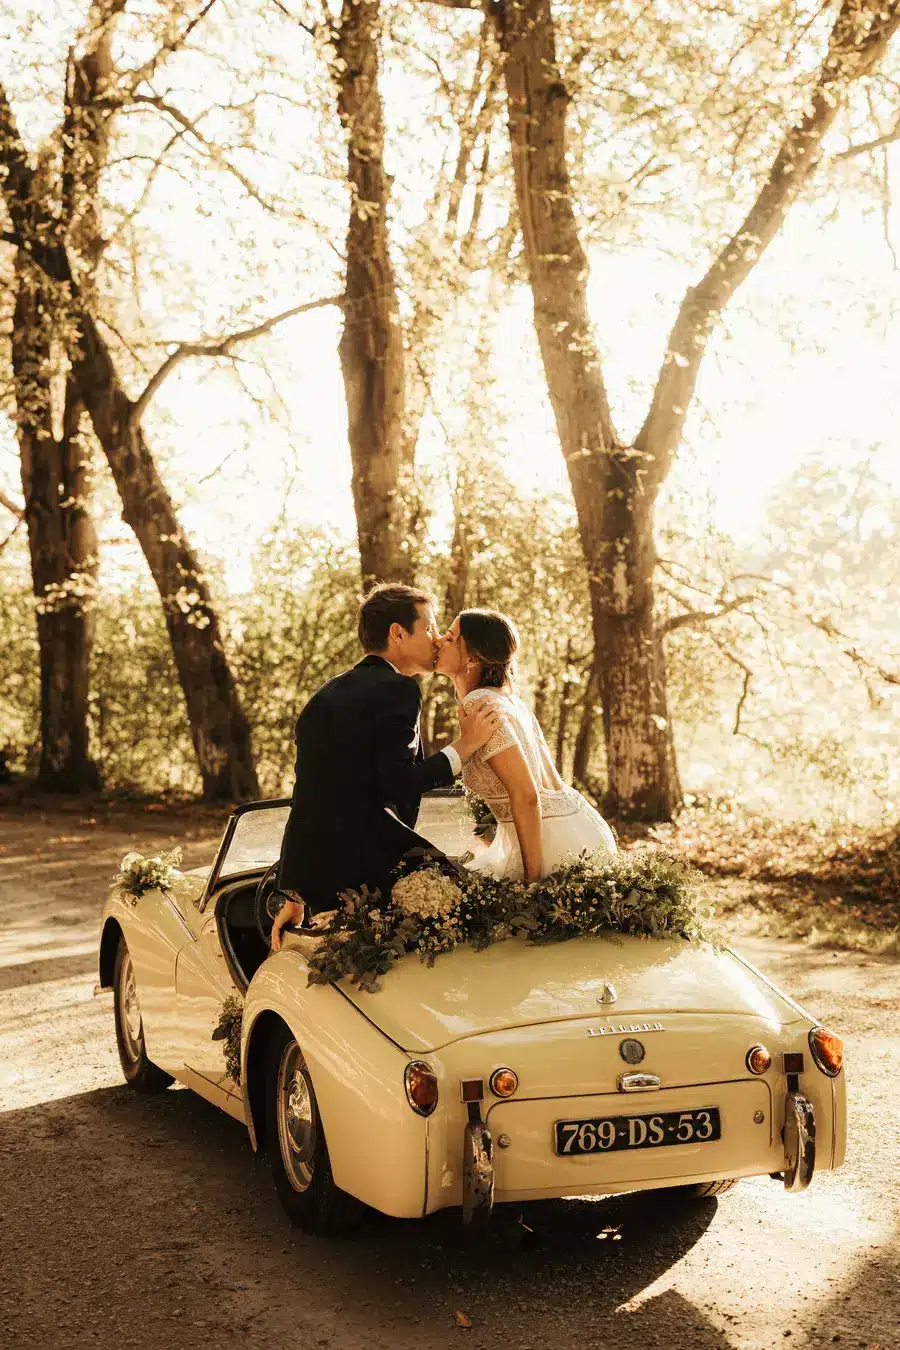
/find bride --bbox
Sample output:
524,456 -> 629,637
434,609 -> 616,882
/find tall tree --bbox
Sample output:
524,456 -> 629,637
432,0 -> 900,819
333,0 -> 415,587
12,255 -> 100,791
0,11 -> 262,800
6,1 -> 124,791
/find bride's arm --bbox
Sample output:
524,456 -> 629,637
486,745 -> 543,883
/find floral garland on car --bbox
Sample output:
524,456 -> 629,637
306,848 -> 716,993
112,848 -> 184,905
212,995 -> 244,1084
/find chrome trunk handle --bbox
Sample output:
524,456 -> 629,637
617,1072 -> 661,1092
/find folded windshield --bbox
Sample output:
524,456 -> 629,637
209,791 -> 476,895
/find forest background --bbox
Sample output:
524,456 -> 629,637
2,0 -> 899,947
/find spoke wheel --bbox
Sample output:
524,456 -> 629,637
276,1042 -> 317,1194
264,1022 -> 364,1235
112,935 -> 173,1093
117,950 -> 143,1063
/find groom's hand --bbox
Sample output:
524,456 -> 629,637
452,701 -> 501,762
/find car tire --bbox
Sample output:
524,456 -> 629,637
113,937 -> 174,1092
676,1178 -> 739,1198
265,1022 -> 364,1236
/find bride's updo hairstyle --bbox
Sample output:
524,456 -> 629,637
459,609 -> 519,689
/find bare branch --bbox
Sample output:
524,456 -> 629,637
117,0 -> 221,97
0,488 -> 24,518
834,114 -> 900,160
0,515 -> 23,554
808,613 -> 900,688
130,292 -> 345,423
635,0 -> 900,487
660,593 -> 761,636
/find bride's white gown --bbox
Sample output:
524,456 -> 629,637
460,687 -> 616,880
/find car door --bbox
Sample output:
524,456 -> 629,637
119,884 -> 202,1074
175,908 -> 240,1091
174,800 -> 291,1094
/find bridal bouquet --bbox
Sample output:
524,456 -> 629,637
113,847 -> 184,905
306,848 -> 716,993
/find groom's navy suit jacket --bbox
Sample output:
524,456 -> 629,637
277,655 -> 455,915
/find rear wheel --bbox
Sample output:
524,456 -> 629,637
113,938 -> 173,1092
672,1178 -> 739,1198
265,1022 -> 364,1236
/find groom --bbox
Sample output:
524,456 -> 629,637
271,583 -> 499,948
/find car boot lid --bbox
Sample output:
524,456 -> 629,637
338,933 -> 803,1052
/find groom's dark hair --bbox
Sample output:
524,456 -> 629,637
358,583 -> 436,652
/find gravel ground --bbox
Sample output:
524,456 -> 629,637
0,801 -> 897,1350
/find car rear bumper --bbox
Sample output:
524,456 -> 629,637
486,1081 -> 781,1197
438,1076 -> 839,1215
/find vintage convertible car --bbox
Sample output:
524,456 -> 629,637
96,795 -> 846,1235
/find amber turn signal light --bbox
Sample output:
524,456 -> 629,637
746,1045 -> 772,1075
809,1026 -> 843,1077
404,1061 -> 439,1116
489,1067 -> 519,1098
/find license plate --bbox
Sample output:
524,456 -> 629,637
554,1107 -> 721,1156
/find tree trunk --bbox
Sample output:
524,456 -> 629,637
572,666 -> 599,786
0,75 -> 260,802
334,0 -> 415,588
493,0 -> 677,820
12,260 -> 101,791
72,313 -> 260,801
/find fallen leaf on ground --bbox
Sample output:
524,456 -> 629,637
454,1311 -> 472,1329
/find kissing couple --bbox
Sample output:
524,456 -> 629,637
271,583 -> 616,949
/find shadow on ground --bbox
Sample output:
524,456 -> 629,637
0,1081 -> 732,1350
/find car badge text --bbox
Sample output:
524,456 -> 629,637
587,1022 -> 665,1037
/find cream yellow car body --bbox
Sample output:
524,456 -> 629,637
97,798 -> 846,1224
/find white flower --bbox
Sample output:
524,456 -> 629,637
391,867 -> 462,921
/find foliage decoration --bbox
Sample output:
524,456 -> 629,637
113,848 -> 184,905
306,849 -> 716,993
212,995 -> 244,1085
463,786 -> 498,842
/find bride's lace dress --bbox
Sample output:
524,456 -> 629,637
460,687 -> 616,880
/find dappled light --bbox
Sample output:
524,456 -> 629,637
1,0 -> 899,1345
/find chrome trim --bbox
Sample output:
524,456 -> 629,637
404,1061 -> 438,1117
588,1021 -> 665,1037
489,1067 -> 518,1098
617,1072 -> 661,1092
746,1044 -> 771,1075
783,1088 -> 816,1193
808,1026 -> 843,1078
462,1120 -> 494,1226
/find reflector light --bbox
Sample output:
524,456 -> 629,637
809,1026 -> 843,1077
404,1061 -> 438,1116
460,1078 -> 485,1103
746,1045 -> 772,1075
783,1051 -> 805,1075
489,1068 -> 519,1098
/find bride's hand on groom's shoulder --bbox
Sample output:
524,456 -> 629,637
454,701 -> 501,762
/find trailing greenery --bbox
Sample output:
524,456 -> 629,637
112,848 -> 184,904
212,995 -> 244,1084
462,786 -> 498,842
306,848 -> 717,993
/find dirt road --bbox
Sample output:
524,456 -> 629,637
1,803 -> 897,1350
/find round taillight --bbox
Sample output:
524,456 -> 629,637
489,1067 -> 519,1098
809,1026 -> 843,1077
746,1045 -> 772,1075
404,1060 -> 438,1116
